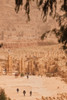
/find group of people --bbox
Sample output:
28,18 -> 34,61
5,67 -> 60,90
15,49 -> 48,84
16,88 -> 32,96
16,75 -> 32,96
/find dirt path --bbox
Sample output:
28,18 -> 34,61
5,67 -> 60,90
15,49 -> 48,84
0,76 -> 67,100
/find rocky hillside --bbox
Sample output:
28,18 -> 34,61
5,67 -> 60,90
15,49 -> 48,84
36,93 -> 67,100
0,0 -> 59,48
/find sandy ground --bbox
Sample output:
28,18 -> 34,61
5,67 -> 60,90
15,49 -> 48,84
0,76 -> 67,100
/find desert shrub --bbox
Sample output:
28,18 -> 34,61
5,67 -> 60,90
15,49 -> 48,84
7,98 -> 11,100
0,89 -> 11,100
0,89 -> 7,100
20,73 -> 24,77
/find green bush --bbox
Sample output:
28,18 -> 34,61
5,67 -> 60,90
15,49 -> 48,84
7,98 -> 11,100
0,89 -> 11,100
0,89 -> 7,100
20,73 -> 24,77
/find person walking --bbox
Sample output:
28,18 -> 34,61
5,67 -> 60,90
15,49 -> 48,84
23,90 -> 26,96
30,91 -> 32,96
16,88 -> 19,93
27,75 -> 29,79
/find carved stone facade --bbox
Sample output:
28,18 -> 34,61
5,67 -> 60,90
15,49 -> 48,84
0,45 -> 67,75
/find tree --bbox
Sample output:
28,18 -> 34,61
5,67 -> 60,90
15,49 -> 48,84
0,89 -> 11,100
15,0 -> 67,50
0,89 -> 7,100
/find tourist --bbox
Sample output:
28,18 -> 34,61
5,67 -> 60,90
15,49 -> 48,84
16,88 -> 19,93
30,91 -> 32,96
27,75 -> 29,79
23,90 -> 26,96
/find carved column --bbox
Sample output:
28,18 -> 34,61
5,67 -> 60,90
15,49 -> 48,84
0,64 -> 1,74
19,58 -> 22,74
21,56 -> 25,74
8,55 -> 12,74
